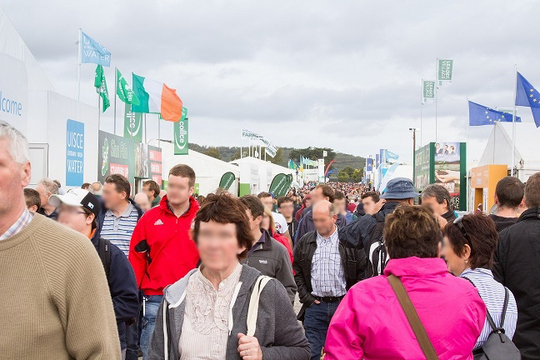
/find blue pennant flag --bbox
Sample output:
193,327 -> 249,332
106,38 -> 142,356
81,31 -> 111,67
468,101 -> 521,126
516,72 -> 540,127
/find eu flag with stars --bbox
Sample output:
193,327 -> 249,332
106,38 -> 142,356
516,72 -> 540,127
469,101 -> 521,126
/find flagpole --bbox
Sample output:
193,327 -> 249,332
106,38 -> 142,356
420,79 -> 424,147
144,114 -> 147,143
511,64 -> 518,177
435,58 -> 439,142
113,67 -> 117,135
76,28 -> 82,101
97,91 -> 101,131
158,115 -> 161,148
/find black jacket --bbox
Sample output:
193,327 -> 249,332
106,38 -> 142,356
442,209 -> 457,223
91,229 -> 139,350
493,207 -> 540,360
293,230 -> 366,321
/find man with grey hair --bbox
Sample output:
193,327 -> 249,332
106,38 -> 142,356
0,122 -> 121,359
421,183 -> 456,228
293,200 -> 365,360
35,178 -> 59,220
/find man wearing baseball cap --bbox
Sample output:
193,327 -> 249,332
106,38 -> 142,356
51,189 -> 139,360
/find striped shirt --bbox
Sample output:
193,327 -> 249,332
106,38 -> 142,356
461,268 -> 518,349
311,227 -> 346,297
101,203 -> 139,257
0,209 -> 33,241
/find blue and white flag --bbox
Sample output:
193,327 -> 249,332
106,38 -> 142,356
468,101 -> 521,126
81,31 -> 111,67
516,72 -> 540,127
385,150 -> 399,161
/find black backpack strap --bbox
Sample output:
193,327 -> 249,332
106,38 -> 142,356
98,238 -> 111,279
462,276 -> 504,333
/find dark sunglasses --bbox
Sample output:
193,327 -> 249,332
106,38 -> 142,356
453,216 -> 471,243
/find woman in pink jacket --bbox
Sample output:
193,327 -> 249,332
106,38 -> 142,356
325,206 -> 486,359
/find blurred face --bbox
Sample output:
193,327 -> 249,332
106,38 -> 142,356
261,212 -> 271,231
305,198 -> 312,208
313,207 -> 337,237
260,196 -> 274,211
441,235 -> 470,276
197,221 -> 244,273
362,196 -> 377,215
422,196 -> 447,216
57,205 -> 93,234
334,198 -> 346,213
167,175 -> 193,206
278,201 -> 294,219
245,209 -> 262,234
35,183 -> 51,209
142,185 -> 155,201
0,138 -> 31,216
102,182 -> 127,210
134,193 -> 151,212
311,188 -> 326,205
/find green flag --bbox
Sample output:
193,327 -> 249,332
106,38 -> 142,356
123,103 -> 143,142
219,172 -> 236,190
116,69 -> 140,105
437,59 -> 454,87
422,80 -> 435,104
94,65 -> 110,112
174,114 -> 188,155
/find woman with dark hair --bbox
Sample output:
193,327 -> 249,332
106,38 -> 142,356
325,206 -> 486,359
442,214 -> 518,354
148,193 -> 309,360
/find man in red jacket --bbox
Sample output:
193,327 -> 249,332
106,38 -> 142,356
129,164 -> 200,359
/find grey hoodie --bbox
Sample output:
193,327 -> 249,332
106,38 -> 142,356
147,264 -> 310,360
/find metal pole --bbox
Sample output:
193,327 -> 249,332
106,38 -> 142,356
420,79 -> 423,147
76,28 -> 82,101
435,59 -> 439,142
113,67 -> 117,135
511,65 -> 518,177
144,114 -> 147,143
158,115 -> 161,148
97,91 -> 101,131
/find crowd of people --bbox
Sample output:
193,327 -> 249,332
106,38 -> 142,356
1,120 -> 539,360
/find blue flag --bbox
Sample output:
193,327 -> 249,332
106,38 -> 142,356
516,72 -> 540,127
468,101 -> 521,126
385,150 -> 399,161
81,31 -> 111,67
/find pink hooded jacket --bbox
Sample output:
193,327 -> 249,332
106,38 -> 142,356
324,257 -> 486,360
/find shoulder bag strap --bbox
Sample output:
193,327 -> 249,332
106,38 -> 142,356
462,276 -> 500,331
388,275 -> 439,360
499,287 -> 509,328
246,276 -> 272,337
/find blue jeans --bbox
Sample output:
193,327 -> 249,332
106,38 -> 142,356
140,295 -> 163,360
303,301 -> 341,360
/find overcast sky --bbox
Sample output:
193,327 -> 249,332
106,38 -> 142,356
2,0 -> 540,163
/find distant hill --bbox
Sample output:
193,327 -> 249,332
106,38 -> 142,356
189,143 -> 366,175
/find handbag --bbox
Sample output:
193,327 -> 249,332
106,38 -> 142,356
462,277 -> 521,360
246,276 -> 272,337
388,275 -> 439,360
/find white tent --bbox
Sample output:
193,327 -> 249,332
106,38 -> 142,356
230,157 -> 294,196
159,141 -> 240,196
478,122 -> 540,182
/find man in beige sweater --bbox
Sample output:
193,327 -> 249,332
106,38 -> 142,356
0,122 -> 121,359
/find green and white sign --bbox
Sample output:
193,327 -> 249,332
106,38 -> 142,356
422,80 -> 435,104
269,173 -> 293,198
123,103 -> 143,142
174,111 -> 188,155
219,172 -> 236,190
437,59 -> 454,87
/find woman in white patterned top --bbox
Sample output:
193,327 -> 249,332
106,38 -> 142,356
441,213 -> 518,353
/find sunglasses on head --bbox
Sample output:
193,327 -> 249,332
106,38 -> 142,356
453,216 -> 471,242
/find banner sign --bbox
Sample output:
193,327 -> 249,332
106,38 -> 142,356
241,128 -> 277,157
422,80 -> 435,104
123,103 -> 143,142
366,158 -> 373,173
81,31 -> 111,67
434,141 -> 462,209
174,117 -> 188,155
219,172 -> 236,190
269,173 -> 293,198
437,59 -> 453,87
66,119 -> 84,186
98,130 -> 162,186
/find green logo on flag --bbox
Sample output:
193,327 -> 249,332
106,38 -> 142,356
94,65 -> 110,112
101,137 -> 110,177
174,114 -> 188,155
117,69 -> 140,105
123,103 -> 143,142
219,172 -> 236,190
437,59 -> 453,86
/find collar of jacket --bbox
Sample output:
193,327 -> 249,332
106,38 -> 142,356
159,195 -> 200,218
376,201 -> 401,221
253,229 -> 274,252
518,206 -> 540,222
383,257 -> 448,277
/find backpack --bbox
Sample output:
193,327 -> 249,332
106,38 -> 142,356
98,238 -> 112,278
463,277 -> 521,360
367,214 -> 387,278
